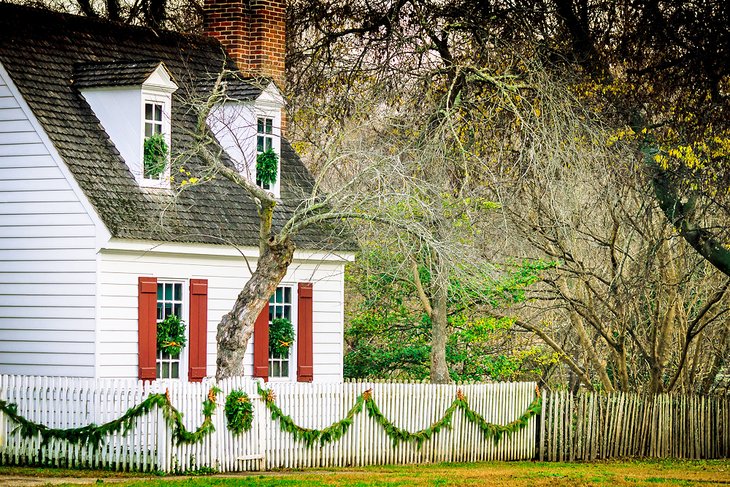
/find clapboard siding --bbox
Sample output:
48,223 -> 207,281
98,248 -> 345,382
0,68 -> 97,377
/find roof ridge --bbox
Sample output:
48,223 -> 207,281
0,2 -> 217,48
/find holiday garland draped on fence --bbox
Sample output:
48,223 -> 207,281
258,384 -> 542,448
0,387 -> 221,449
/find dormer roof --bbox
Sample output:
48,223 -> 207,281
73,60 -> 176,90
0,3 -> 354,251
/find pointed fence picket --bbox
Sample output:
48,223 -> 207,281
0,375 -> 540,471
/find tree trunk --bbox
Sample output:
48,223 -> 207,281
430,260 -> 450,383
558,278 -> 614,391
216,237 -> 295,379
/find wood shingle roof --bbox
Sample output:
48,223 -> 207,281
0,3 -> 352,251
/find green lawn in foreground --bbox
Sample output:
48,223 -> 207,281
1,460 -> 729,486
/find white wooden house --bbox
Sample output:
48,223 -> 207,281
0,2 -> 354,382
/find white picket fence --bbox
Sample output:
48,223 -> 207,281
0,376 -> 537,472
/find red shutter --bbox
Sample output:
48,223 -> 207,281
297,282 -> 314,382
188,279 -> 208,382
138,276 -> 157,381
253,301 -> 270,381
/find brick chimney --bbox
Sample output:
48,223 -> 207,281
203,0 -> 286,90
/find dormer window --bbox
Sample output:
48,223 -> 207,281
75,60 -> 177,188
142,97 -> 170,183
256,116 -> 275,190
206,80 -> 284,197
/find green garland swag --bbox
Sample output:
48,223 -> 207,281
258,384 -> 541,448
0,386 -> 221,449
225,390 -> 254,434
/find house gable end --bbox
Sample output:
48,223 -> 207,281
0,60 -> 111,249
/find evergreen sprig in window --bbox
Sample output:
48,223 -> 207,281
157,314 -> 186,356
256,148 -> 279,187
269,317 -> 295,356
144,133 -> 169,179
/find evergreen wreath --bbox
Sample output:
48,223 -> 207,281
144,133 -> 169,178
224,390 -> 254,434
269,318 -> 295,356
0,386 -> 221,449
157,314 -> 186,355
256,148 -> 278,186
258,383 -> 542,448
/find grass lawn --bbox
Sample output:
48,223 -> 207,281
1,460 -> 729,486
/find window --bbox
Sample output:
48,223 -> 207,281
269,285 -> 293,378
145,102 -> 163,138
256,116 -> 274,190
156,281 -> 184,379
143,101 -> 167,181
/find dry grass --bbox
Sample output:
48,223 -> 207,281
1,460 -> 729,486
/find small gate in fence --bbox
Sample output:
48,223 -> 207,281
0,376 -> 538,472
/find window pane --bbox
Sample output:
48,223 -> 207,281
165,302 -> 172,317
284,287 -> 291,303
275,307 -> 283,319
257,118 -> 264,133
272,361 -> 280,377
153,123 -> 162,135
282,361 -> 288,376
156,363 -> 161,377
157,284 -> 163,300
265,118 -> 273,134
165,284 -> 172,300
157,303 -> 163,321
161,362 -> 169,378
145,103 -> 153,120
171,362 -> 179,378
174,283 -> 182,301
173,303 -> 181,317
145,124 -> 153,138
257,135 -> 264,153
154,104 -> 163,121
275,287 -> 282,302
284,308 -> 291,320
265,137 -> 273,151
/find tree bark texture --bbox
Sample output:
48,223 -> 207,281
215,237 -> 295,379
429,260 -> 451,383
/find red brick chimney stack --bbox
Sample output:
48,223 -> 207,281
203,0 -> 286,91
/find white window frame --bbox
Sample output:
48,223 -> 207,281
268,284 -> 297,381
254,106 -> 281,197
156,279 -> 188,381
140,91 -> 172,188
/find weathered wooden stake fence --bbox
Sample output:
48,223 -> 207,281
0,376 -> 537,472
539,390 -> 730,461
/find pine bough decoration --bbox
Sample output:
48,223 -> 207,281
225,390 -> 254,434
0,386 -> 221,449
258,383 -> 542,448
